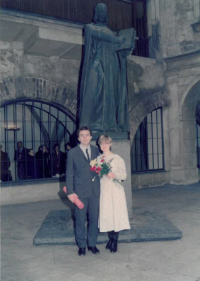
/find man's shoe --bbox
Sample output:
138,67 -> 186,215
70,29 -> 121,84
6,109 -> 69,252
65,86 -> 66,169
88,246 -> 100,254
78,247 -> 86,256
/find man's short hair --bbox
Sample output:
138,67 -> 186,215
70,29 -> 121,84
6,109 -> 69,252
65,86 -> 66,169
77,126 -> 92,137
17,141 -> 22,146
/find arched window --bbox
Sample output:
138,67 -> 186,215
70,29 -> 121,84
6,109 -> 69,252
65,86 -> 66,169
0,100 -> 76,182
132,107 -> 164,172
197,121 -> 200,168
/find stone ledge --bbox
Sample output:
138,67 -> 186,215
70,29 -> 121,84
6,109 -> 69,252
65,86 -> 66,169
33,208 -> 182,245
191,20 -> 200,33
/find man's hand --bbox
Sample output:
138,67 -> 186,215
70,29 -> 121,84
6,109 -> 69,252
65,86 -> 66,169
68,193 -> 78,203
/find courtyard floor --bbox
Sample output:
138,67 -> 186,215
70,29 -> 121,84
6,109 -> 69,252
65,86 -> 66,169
1,182 -> 200,281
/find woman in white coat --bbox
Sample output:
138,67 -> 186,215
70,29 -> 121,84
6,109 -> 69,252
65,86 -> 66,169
98,135 -> 130,253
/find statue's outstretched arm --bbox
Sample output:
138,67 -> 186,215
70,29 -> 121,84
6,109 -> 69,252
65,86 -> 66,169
87,25 -> 122,45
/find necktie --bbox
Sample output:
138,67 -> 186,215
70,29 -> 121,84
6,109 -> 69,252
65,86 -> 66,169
86,149 -> 90,163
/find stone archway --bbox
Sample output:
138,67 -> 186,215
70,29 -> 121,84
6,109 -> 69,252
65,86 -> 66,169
0,77 -> 77,120
180,79 -> 200,182
0,77 -> 170,147
129,90 -> 169,143
196,101 -> 200,125
180,75 -> 200,110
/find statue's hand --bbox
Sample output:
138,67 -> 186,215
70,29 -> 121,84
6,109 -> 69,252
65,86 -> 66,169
121,37 -> 126,44
117,37 -> 126,45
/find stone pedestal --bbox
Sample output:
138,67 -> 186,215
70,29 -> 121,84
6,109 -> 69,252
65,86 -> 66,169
92,135 -> 133,218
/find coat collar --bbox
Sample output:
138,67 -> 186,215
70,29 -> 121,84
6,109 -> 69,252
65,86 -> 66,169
77,145 -> 96,163
77,145 -> 90,163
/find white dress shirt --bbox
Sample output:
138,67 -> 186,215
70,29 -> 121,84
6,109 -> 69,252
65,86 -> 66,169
79,144 -> 91,160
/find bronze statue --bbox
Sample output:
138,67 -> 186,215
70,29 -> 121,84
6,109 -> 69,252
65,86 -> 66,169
79,3 -> 136,133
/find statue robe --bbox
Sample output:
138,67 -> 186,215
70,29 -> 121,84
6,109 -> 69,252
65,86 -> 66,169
79,23 -> 131,132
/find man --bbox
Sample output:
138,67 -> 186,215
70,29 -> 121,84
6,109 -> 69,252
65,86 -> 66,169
0,144 -> 12,182
14,142 -> 27,180
66,126 -> 100,256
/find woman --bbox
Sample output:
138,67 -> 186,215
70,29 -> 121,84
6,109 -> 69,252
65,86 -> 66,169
98,135 -> 130,253
27,149 -> 36,179
52,144 -> 65,177
35,145 -> 50,178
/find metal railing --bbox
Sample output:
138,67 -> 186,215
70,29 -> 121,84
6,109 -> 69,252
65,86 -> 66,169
0,100 -> 76,182
132,108 -> 164,173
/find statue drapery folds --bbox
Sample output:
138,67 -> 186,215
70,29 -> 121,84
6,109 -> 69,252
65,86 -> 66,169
79,3 -> 136,133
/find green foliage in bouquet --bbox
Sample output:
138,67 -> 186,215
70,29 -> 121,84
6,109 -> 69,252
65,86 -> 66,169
99,159 -> 112,178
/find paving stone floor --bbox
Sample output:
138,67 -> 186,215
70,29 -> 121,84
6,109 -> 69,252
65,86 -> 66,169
1,183 -> 200,281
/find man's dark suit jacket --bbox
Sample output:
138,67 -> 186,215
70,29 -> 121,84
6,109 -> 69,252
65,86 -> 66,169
66,145 -> 100,198
1,151 -> 10,173
52,150 -> 66,175
14,148 -> 27,162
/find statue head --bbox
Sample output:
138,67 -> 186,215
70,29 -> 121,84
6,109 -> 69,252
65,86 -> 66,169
94,3 -> 108,24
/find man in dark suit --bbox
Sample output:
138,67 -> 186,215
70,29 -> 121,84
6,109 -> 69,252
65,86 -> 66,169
0,144 -> 12,182
14,142 -> 27,180
52,144 -> 66,176
66,126 -> 100,256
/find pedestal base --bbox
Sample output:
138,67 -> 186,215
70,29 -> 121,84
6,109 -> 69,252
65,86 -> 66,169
92,131 -> 129,140
33,209 -> 182,245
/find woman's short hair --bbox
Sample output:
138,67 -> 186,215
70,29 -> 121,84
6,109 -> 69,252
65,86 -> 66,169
98,135 -> 112,145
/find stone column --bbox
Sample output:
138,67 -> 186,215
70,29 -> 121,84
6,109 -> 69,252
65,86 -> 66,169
167,77 -> 184,183
110,138 -> 133,218
180,106 -> 199,183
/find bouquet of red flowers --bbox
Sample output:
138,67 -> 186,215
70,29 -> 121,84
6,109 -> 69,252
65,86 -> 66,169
90,156 -> 111,179
90,156 -> 122,185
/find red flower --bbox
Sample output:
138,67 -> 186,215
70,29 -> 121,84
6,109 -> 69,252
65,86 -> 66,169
101,159 -> 104,162
90,166 -> 96,172
97,167 -> 101,171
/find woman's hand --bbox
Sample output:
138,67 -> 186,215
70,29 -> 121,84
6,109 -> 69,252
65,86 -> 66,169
107,172 -> 116,179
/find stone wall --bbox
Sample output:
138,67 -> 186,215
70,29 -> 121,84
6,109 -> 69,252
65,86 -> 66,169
1,180 -> 66,205
165,51 -> 200,184
0,77 -> 77,119
196,102 -> 200,125
127,55 -> 169,141
0,12 -> 170,197
0,37 -> 168,144
147,0 -> 200,58
0,7 -> 199,199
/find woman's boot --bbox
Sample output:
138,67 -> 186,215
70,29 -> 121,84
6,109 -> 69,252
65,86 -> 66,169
105,231 -> 114,250
110,231 -> 119,253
